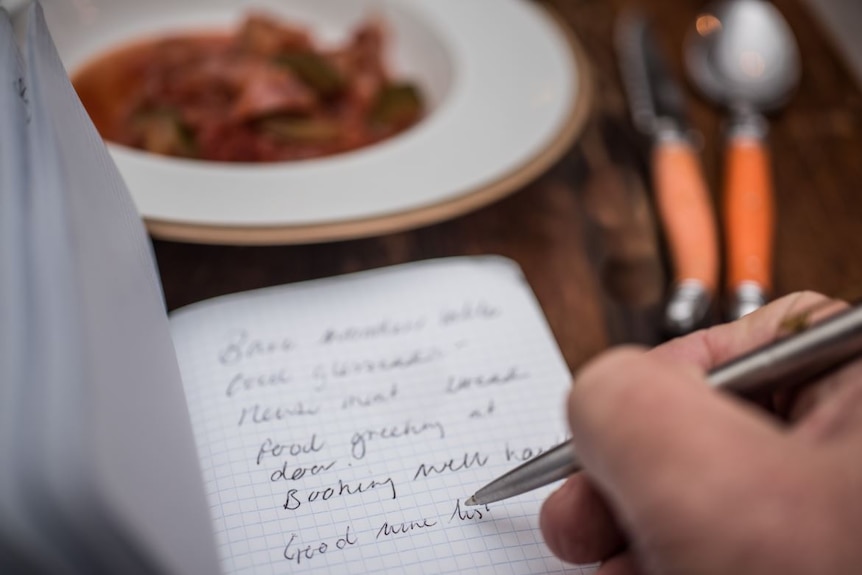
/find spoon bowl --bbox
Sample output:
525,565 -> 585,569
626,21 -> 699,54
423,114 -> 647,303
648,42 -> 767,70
686,0 -> 800,112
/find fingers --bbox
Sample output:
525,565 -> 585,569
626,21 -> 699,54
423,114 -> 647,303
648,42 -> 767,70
793,362 -> 862,442
654,291 -> 849,421
653,291 -> 842,372
567,347 -> 784,532
539,474 -> 624,564
541,291 -> 854,569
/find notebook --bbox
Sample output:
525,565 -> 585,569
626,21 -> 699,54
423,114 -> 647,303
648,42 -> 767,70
1,3 -> 596,574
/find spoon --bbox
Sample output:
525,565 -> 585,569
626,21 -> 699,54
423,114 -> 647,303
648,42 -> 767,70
685,0 -> 800,320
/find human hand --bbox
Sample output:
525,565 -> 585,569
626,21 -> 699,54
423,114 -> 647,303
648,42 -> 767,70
540,292 -> 862,575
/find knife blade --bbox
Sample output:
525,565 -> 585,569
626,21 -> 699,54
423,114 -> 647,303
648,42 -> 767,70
616,12 -> 720,335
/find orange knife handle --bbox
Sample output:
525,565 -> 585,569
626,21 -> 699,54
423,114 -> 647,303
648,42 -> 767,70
652,139 -> 720,292
724,134 -> 774,303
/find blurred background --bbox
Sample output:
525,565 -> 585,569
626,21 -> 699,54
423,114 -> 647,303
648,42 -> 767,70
27,0 -> 861,373
803,0 -> 862,87
147,0 -> 862,371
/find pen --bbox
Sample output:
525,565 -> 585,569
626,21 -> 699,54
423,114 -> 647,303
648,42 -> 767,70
465,302 -> 862,506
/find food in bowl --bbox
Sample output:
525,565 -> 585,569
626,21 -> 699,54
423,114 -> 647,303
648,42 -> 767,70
72,12 -> 425,162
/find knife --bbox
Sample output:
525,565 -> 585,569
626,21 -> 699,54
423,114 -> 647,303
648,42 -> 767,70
615,12 -> 719,335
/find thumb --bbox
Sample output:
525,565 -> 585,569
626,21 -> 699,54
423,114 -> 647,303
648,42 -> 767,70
568,346 -> 786,533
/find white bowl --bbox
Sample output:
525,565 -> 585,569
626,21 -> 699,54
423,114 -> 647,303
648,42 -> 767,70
38,0 -> 591,244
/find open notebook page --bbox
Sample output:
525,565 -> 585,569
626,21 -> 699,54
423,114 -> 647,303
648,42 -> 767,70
171,256 -> 597,575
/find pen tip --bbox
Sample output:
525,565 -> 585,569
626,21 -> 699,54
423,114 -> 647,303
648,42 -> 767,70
464,496 -> 477,506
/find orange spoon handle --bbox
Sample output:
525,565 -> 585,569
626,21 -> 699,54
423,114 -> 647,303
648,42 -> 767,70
724,134 -> 774,317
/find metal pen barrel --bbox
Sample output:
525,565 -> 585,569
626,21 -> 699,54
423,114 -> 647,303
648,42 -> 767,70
467,303 -> 862,506
707,304 -> 862,395
465,441 -> 582,507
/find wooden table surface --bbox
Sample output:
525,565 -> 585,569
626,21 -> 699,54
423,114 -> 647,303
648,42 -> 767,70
154,0 -> 862,374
